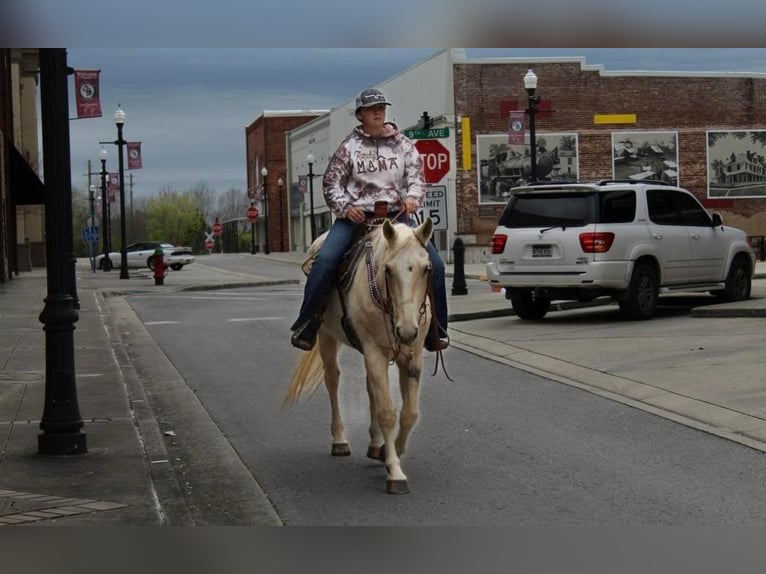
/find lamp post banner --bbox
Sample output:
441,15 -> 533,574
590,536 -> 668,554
298,175 -> 307,193
108,172 -> 119,202
127,142 -> 143,169
74,69 -> 102,118
507,110 -> 525,145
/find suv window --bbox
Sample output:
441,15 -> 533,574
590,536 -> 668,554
647,188 -> 712,227
499,192 -> 593,228
600,189 -> 636,223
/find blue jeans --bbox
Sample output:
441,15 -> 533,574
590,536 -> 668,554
291,217 -> 448,338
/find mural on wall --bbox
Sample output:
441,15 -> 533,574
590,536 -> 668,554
707,130 -> 766,198
612,131 -> 678,185
477,133 -> 579,204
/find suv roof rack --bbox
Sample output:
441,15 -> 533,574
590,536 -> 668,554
597,179 -> 674,187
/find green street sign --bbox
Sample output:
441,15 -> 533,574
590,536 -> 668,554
404,127 -> 450,139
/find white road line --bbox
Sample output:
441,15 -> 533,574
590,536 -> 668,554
144,321 -> 180,325
227,317 -> 283,322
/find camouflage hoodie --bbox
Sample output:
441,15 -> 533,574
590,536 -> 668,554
322,122 -> 425,218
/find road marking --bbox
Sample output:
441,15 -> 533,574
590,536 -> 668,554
227,317 -> 282,322
144,321 -> 180,325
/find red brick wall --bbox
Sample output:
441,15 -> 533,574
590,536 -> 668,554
454,62 -> 766,242
246,114 -> 320,252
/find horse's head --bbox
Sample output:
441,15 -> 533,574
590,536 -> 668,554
379,218 -> 434,346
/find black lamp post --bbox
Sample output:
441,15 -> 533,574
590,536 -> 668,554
250,200 -> 256,255
88,184 -> 96,272
115,106 -> 129,279
277,176 -> 284,251
524,69 -> 540,183
38,47 -> 87,455
307,152 -> 316,242
99,147 -> 112,271
261,166 -> 270,255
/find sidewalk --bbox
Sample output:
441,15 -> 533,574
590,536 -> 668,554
1,254 -> 765,525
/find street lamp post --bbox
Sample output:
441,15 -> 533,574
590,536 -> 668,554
261,166 -> 270,255
99,147 -> 112,271
524,69 -> 540,183
88,184 -> 96,272
307,152 -> 316,241
114,106 -> 129,279
277,176 -> 284,251
250,200 -> 256,255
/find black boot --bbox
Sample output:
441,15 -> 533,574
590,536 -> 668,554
291,317 -> 321,351
424,321 -> 449,352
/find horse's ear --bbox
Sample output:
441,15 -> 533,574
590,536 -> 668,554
383,219 -> 397,243
414,217 -> 434,247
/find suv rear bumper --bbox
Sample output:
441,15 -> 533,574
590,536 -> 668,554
485,260 -> 631,290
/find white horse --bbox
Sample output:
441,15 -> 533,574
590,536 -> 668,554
285,217 -> 435,494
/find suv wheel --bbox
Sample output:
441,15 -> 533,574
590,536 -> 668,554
510,289 -> 551,320
717,256 -> 751,302
170,263 -> 183,271
619,262 -> 658,320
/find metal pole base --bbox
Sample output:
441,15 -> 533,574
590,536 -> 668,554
38,432 -> 87,455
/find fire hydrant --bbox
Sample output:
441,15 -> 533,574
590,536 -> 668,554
153,246 -> 168,286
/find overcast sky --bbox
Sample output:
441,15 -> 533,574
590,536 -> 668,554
45,48 -> 766,197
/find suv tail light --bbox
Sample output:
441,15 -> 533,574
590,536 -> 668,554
490,234 -> 508,254
579,232 -> 615,253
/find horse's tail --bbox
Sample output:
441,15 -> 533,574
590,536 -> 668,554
283,344 -> 324,406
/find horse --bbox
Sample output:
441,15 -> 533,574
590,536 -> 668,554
285,217 -> 435,494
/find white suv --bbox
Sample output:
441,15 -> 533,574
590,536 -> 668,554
486,180 -> 755,320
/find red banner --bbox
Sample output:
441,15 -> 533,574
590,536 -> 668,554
74,70 -> 102,118
108,172 -> 119,202
298,175 -> 307,193
127,142 -> 143,170
507,110 -> 525,145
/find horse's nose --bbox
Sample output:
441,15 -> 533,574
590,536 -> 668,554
396,324 -> 418,344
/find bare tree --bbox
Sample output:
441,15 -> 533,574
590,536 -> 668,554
216,187 -> 249,223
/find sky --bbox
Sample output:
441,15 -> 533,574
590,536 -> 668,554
52,48 -> 766,199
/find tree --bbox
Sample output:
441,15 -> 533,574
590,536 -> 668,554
216,187 -> 249,223
145,189 -> 205,249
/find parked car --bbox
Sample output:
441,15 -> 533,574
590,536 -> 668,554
97,242 -> 195,271
486,179 -> 755,320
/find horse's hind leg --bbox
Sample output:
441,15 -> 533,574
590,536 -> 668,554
318,333 -> 349,456
366,376 -> 385,460
395,360 -> 421,458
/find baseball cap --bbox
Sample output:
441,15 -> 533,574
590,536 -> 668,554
355,88 -> 391,110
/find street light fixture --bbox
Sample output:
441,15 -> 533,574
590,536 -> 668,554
277,176 -> 284,251
261,166 -> 270,255
115,106 -> 129,279
99,147 -> 112,271
307,152 -> 316,242
524,69 -> 540,183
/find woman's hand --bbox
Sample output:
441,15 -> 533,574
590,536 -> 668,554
346,206 -> 366,223
403,197 -> 419,214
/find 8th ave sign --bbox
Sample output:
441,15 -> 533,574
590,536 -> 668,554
415,139 -> 450,184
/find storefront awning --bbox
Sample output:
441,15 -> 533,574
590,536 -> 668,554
9,142 -> 44,205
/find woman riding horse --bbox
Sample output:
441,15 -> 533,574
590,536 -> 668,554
290,87 -> 449,352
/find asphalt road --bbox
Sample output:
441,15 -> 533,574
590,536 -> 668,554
124,258 -> 766,525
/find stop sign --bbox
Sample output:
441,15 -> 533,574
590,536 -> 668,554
212,221 -> 222,235
246,205 -> 259,222
415,139 -> 450,183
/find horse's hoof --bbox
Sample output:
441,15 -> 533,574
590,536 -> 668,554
367,445 -> 385,460
331,443 -> 351,456
386,480 -> 409,495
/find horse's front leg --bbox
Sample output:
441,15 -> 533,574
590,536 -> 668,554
364,352 -> 408,494
318,333 -> 349,456
395,356 -> 422,458
366,376 -> 385,461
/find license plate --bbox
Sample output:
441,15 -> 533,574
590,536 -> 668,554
532,245 -> 552,258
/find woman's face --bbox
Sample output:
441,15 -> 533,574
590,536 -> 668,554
358,104 -> 387,129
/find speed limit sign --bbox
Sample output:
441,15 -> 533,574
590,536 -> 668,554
413,185 -> 447,231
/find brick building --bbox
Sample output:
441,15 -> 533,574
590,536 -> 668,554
245,111 -> 327,252
274,50 -> 766,261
